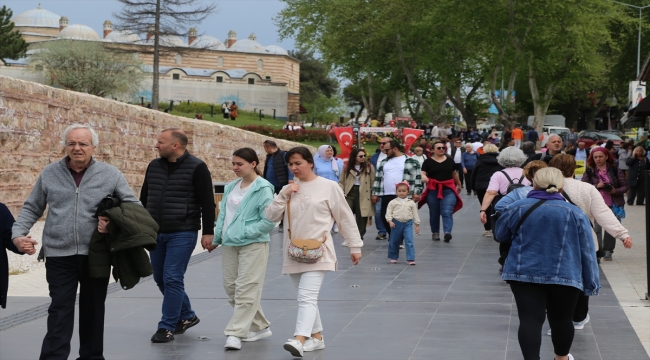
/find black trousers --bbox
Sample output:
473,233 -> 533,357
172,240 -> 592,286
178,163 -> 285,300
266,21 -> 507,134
454,163 -> 464,186
573,291 -> 589,323
346,185 -> 367,238
475,189 -> 492,231
464,169 -> 473,193
380,195 -> 397,236
41,255 -> 109,360
509,281 -> 580,360
628,184 -> 646,205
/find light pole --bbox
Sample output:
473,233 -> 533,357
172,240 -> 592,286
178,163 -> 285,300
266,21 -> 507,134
611,1 -> 650,77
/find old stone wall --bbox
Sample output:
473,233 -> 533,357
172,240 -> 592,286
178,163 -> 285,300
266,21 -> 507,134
0,75 -> 310,217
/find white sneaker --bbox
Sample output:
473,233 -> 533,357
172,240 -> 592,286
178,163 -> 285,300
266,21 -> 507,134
341,241 -> 348,247
283,339 -> 304,357
303,336 -> 325,352
224,335 -> 242,350
242,327 -> 272,342
482,230 -> 492,237
399,244 -> 405,249
567,354 -> 574,360
547,329 -> 552,336
333,224 -> 339,233
573,314 -> 590,330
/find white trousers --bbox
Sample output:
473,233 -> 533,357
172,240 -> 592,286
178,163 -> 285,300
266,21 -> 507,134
514,139 -> 522,149
290,271 -> 326,337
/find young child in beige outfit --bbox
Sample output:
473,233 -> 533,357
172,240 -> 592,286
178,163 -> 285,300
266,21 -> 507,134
385,182 -> 420,265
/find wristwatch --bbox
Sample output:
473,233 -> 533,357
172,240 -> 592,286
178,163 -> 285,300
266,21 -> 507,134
479,209 -> 486,213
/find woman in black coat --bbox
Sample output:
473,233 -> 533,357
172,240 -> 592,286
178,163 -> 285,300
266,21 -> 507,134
1,202 -> 23,309
469,144 -> 504,236
626,146 -> 648,206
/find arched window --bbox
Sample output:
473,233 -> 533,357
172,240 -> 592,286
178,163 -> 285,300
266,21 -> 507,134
257,59 -> 263,69
175,54 -> 182,65
217,56 -> 224,67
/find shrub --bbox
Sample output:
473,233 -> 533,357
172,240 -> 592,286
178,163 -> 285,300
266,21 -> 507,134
240,125 -> 329,142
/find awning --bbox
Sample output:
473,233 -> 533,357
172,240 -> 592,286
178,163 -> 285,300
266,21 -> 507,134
630,96 -> 650,117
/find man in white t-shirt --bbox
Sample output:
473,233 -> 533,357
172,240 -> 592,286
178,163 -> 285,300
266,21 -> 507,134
449,139 -> 465,187
431,124 -> 441,139
372,140 -> 422,236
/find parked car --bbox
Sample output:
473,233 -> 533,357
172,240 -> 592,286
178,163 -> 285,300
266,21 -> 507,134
577,131 -> 623,148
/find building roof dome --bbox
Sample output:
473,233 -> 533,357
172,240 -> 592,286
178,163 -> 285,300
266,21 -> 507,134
145,35 -> 186,47
58,24 -> 101,41
265,45 -> 288,55
12,5 -> 60,28
229,39 -> 265,53
104,30 -> 142,44
190,36 -> 226,50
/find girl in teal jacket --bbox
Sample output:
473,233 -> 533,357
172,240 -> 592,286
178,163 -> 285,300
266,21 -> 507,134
208,148 -> 276,350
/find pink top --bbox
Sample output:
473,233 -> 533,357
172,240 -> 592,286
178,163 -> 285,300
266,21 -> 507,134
487,167 -> 531,195
596,168 -> 613,207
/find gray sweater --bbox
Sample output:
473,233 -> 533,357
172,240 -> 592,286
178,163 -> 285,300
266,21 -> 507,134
12,157 -> 139,257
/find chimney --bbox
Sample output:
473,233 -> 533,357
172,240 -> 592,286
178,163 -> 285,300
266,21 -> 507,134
227,30 -> 237,48
59,16 -> 69,31
146,24 -> 155,41
103,20 -> 113,39
248,33 -> 257,41
188,27 -> 198,45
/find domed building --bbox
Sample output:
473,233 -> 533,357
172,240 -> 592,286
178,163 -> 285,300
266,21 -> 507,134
11,4 -> 61,42
4,5 -> 302,119
58,24 -> 101,41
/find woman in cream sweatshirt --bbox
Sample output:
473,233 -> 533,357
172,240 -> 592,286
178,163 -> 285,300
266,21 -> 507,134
265,146 -> 363,358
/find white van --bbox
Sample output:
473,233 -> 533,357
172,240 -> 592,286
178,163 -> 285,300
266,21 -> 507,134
540,125 -> 570,147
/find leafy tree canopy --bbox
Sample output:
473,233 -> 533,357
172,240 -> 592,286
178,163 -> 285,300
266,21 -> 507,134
289,49 -> 339,104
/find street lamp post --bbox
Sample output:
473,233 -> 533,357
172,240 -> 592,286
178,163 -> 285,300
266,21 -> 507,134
611,1 -> 650,77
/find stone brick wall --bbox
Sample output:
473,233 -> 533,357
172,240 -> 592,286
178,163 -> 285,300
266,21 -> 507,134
0,75 -> 311,217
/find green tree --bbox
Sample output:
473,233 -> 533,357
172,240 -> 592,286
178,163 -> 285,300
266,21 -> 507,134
302,92 -> 346,125
29,40 -> 147,98
0,6 -> 29,62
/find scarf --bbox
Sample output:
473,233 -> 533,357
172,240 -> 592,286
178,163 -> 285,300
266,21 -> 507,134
317,145 -> 339,177
526,189 -> 565,201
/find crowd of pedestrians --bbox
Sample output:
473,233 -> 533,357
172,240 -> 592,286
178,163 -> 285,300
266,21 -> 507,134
2,121 -> 645,360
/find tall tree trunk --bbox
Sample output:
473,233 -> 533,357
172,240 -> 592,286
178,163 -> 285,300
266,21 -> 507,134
528,64 -> 557,135
367,74 -> 376,117
393,90 -> 402,117
152,0 -> 161,110
396,34 -> 436,122
377,95 -> 388,118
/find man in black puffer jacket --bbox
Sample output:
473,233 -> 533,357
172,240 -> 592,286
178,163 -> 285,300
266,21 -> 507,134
262,140 -> 294,231
470,145 -> 504,236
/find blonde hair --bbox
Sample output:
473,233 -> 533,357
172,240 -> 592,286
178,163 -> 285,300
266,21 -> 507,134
414,146 -> 423,152
483,144 -> 498,153
533,167 -> 564,194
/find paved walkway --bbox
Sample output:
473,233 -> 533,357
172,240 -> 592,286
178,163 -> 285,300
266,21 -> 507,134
1,192 -> 649,360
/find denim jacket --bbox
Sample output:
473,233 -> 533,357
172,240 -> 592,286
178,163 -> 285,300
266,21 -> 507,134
212,177 -> 275,247
494,196 -> 600,295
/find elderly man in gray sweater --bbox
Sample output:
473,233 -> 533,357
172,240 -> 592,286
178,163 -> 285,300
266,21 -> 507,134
12,124 -> 139,360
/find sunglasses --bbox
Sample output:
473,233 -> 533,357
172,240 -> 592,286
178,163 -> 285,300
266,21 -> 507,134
435,147 -> 446,150
357,155 -> 366,158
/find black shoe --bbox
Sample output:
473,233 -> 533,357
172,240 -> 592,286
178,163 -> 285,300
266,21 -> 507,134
375,234 -> 387,240
151,328 -> 174,343
627,203 -> 634,206
432,233 -> 440,241
175,315 -> 200,334
637,203 -> 645,206
444,233 -> 452,242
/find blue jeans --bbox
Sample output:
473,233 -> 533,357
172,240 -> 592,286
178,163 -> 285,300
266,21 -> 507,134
388,220 -> 415,261
375,199 -> 387,235
426,187 -> 456,234
149,231 -> 198,331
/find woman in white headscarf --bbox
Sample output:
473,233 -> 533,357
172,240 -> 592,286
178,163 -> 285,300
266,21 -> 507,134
314,145 -> 344,182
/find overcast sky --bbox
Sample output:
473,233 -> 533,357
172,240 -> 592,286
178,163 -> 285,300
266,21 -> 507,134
7,0 -> 295,50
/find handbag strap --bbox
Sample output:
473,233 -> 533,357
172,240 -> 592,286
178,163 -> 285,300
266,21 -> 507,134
513,199 -> 547,235
287,196 -> 292,240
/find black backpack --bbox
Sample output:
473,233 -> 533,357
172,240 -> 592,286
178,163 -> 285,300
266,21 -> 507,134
501,170 -> 526,195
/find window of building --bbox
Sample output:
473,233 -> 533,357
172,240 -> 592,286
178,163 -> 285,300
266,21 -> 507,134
265,76 -> 271,80
217,56 -> 224,67
216,76 -> 223,83
257,59 -> 263,69
173,74 -> 180,80
174,54 -> 182,65
248,78 -> 255,85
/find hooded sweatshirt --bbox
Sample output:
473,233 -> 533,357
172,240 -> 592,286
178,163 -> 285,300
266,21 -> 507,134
470,153 -> 504,191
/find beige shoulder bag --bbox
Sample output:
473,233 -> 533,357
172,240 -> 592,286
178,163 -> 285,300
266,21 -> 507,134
286,196 -> 327,263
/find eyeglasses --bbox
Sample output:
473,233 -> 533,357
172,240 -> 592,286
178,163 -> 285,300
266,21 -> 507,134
357,155 -> 366,158
66,142 -> 91,148
379,142 -> 388,145
435,147 -> 446,150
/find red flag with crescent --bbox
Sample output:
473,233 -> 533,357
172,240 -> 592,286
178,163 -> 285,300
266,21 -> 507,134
402,128 -> 424,155
333,126 -> 354,159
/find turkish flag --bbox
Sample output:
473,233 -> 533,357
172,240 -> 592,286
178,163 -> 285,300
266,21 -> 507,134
402,128 -> 424,155
334,127 -> 355,159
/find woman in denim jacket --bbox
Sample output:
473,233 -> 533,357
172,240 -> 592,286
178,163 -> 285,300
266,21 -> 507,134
495,168 -> 599,360
209,148 -> 276,351
581,147 -> 628,261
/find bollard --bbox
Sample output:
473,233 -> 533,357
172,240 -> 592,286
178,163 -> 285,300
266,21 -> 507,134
210,105 -> 214,117
646,170 -> 650,300
187,100 -> 191,105
170,100 -> 174,111
259,109 -> 263,121
140,97 -> 144,106
273,109 -> 276,119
